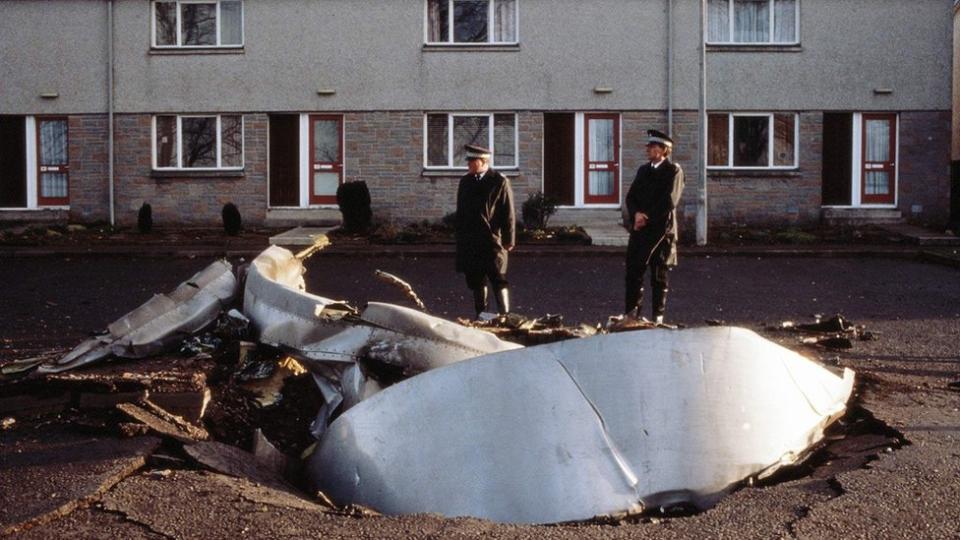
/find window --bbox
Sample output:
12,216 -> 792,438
708,113 -> 797,169
153,0 -> 243,48
426,0 -> 518,44
154,115 -> 244,170
707,0 -> 797,44
424,113 -> 517,169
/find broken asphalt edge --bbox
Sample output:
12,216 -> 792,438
0,437 -> 161,537
0,243 -> 953,266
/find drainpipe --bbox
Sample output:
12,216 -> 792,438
107,0 -> 116,227
952,1 -> 960,232
696,0 -> 708,245
666,0 -> 673,136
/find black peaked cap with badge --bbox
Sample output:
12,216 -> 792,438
646,129 -> 674,148
464,144 -> 492,160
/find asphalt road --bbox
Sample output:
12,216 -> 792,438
2,252 -> 958,355
1,252 -> 959,538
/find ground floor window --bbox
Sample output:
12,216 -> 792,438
0,115 -> 69,208
154,114 -> 244,170
708,112 -> 797,169
424,113 -> 517,169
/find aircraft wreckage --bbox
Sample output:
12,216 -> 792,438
39,241 -> 855,524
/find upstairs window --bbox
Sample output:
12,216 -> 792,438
426,0 -> 518,45
424,113 -> 517,169
708,113 -> 797,169
707,0 -> 797,44
153,0 -> 243,48
154,115 -> 244,170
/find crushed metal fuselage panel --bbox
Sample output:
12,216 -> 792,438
40,260 -> 237,373
242,245 -> 521,430
308,327 -> 855,524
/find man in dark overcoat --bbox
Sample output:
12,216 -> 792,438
455,144 -> 516,318
623,130 -> 685,323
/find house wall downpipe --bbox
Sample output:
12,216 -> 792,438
696,0 -> 708,245
108,0 -> 116,226
667,0 -> 673,136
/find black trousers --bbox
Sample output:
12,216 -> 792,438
464,263 -> 508,291
624,231 -> 670,317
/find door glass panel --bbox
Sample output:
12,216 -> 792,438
41,173 -> 68,199
313,120 -> 339,163
864,172 -> 890,195
313,172 -> 339,197
39,120 -> 67,166
588,119 -> 614,162
865,119 -> 890,162
589,171 -> 614,197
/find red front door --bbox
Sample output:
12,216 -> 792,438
37,117 -> 69,206
309,115 -> 343,205
860,113 -> 896,205
583,114 -> 619,205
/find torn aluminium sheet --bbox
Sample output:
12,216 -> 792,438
308,326 -> 855,525
242,245 -> 521,430
40,260 -> 237,374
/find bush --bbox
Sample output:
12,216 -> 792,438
521,191 -> 558,230
137,203 -> 153,233
222,202 -> 242,236
441,211 -> 457,230
336,181 -> 372,233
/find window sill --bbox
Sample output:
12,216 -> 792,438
152,169 -> 246,179
707,44 -> 802,53
422,43 -> 520,52
149,47 -> 245,56
422,168 -> 520,177
709,169 -> 801,178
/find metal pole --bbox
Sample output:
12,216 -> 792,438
667,0 -> 673,137
107,0 -> 115,227
696,0 -> 708,245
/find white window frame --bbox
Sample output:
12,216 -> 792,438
152,114 -> 245,170
706,0 -> 800,45
423,112 -> 518,170
707,112 -> 799,170
151,0 -> 244,49
423,0 -> 520,45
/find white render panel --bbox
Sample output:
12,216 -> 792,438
695,0 -> 952,110
0,0 -> 951,114
0,0 -> 109,114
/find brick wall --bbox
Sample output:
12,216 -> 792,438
344,111 -> 541,223
68,115 -> 110,223
112,113 -> 268,227
898,111 -> 951,224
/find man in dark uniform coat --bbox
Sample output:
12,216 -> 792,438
623,130 -> 684,323
455,144 -> 516,318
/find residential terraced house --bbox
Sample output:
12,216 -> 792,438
0,0 -> 953,234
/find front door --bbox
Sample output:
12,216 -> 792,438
583,113 -> 619,205
309,115 -> 342,205
37,117 -> 69,206
860,113 -> 896,205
